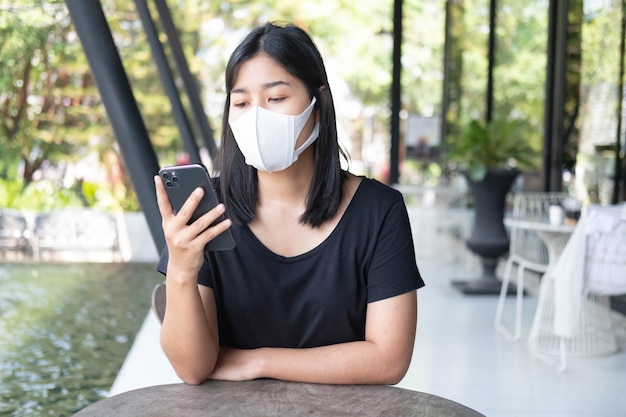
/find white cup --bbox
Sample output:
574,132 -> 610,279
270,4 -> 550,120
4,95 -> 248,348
549,205 -> 565,225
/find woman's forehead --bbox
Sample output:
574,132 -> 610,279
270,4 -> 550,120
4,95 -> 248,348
231,55 -> 302,92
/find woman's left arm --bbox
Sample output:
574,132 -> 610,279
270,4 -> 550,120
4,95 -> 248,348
209,290 -> 418,384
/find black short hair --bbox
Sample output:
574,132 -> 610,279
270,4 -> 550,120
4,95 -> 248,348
216,22 -> 347,228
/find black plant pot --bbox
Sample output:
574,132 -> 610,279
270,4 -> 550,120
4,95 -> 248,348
453,168 -> 519,295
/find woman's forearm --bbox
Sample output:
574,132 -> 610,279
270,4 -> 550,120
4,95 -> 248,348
160,278 -> 219,385
211,292 -> 417,385
255,340 -> 412,385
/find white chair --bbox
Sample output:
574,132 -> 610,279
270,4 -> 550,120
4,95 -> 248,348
529,204 -> 626,371
495,192 -> 569,340
152,282 -> 166,324
0,209 -> 30,260
32,208 -> 121,262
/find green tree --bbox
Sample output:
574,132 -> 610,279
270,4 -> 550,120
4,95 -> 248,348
492,0 -> 549,159
0,0 -> 104,186
440,0 -> 550,173
0,0 -> 215,209
1,0 -> 450,207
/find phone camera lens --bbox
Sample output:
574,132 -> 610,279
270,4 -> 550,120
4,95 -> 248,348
162,173 -> 169,179
166,181 -> 173,187
172,176 -> 179,183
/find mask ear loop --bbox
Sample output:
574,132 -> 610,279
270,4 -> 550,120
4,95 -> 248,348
294,122 -> 320,158
293,96 -> 320,158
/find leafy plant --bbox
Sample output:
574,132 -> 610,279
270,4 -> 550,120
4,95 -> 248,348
446,118 -> 539,181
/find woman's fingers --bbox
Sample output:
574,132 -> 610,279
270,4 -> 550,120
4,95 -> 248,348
189,203 -> 232,240
200,214 -> 233,243
156,174 -> 204,226
156,174 -> 231,248
175,187 -> 205,225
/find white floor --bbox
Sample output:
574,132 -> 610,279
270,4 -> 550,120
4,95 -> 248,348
398,255 -> 626,417
110,207 -> 626,417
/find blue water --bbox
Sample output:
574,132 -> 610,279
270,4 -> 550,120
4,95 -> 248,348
0,263 -> 162,416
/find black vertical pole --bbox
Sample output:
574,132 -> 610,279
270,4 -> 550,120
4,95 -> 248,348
153,0 -> 218,161
390,0 -> 403,185
65,0 -> 165,252
441,0 -> 452,162
613,0 -> 626,204
543,0 -> 557,191
134,0 -> 202,164
486,0 -> 497,123
543,0 -> 568,191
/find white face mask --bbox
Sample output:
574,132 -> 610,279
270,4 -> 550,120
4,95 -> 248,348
229,97 -> 319,172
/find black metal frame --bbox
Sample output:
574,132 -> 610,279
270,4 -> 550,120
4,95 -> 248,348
486,0 -> 497,123
133,0 -> 202,165
389,0 -> 403,185
65,0 -> 165,252
65,0 -> 222,253
613,0 -> 626,204
151,0 -> 218,160
543,0 -> 569,192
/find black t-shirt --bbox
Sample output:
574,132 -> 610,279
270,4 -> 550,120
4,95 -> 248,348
156,177 -> 424,349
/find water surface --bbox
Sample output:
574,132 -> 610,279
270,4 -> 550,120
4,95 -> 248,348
0,263 -> 162,416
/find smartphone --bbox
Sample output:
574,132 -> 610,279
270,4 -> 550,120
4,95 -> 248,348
159,163 -> 236,251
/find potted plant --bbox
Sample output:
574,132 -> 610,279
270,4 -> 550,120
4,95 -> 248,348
447,118 -> 538,182
446,118 -> 540,295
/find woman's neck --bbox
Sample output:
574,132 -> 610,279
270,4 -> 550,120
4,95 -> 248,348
256,148 -> 315,206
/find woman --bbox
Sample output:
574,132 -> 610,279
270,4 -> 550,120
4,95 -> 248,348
155,22 -> 424,385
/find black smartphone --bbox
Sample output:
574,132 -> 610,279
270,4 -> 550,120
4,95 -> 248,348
159,163 -> 236,251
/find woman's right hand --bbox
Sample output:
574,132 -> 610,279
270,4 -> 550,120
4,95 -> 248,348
155,175 -> 223,384
154,175 -> 232,281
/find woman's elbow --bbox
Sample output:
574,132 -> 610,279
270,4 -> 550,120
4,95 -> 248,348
161,339 -> 215,385
375,348 -> 413,385
378,362 -> 409,385
178,372 -> 208,386
170,361 -> 215,386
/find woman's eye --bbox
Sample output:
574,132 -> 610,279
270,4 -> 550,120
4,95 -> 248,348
232,102 -> 248,108
268,97 -> 285,103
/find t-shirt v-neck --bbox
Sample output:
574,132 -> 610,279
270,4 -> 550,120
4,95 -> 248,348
240,178 -> 364,262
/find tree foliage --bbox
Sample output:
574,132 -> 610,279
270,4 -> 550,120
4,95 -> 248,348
2,0 -> 597,207
0,0 -> 101,185
1,0 -> 404,207
443,0 -> 549,163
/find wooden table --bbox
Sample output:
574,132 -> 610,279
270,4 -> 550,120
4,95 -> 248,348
73,380 -> 485,417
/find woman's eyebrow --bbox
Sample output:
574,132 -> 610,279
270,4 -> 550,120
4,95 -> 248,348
230,80 -> 291,95
230,87 -> 246,95
262,80 -> 290,89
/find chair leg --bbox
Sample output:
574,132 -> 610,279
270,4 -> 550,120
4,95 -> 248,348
513,265 -> 526,341
495,257 -> 516,340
